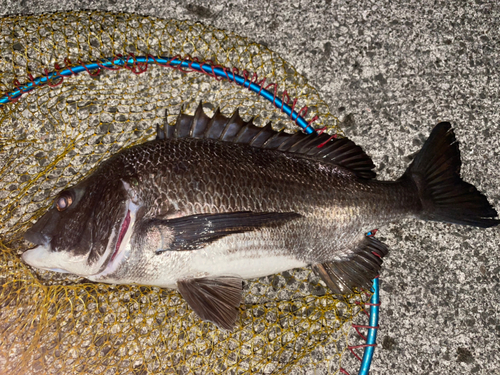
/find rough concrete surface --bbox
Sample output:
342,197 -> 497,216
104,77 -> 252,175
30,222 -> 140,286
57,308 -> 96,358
1,1 -> 499,374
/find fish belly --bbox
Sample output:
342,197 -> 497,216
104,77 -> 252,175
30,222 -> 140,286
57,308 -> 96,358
91,231 -> 308,289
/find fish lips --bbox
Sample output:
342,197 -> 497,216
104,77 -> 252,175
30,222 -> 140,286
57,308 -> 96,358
21,245 -> 71,273
22,207 -> 81,273
22,210 -> 72,273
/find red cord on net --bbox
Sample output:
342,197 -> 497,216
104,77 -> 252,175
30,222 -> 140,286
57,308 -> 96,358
96,55 -> 123,71
78,60 -> 101,77
124,53 -> 149,75
4,54 -> 322,131
44,68 -> 64,88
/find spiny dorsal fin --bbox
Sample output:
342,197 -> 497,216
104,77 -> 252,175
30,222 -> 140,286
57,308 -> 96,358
159,102 -> 376,179
219,109 -> 246,142
173,108 -> 193,138
191,101 -> 211,138
204,108 -> 227,139
156,123 -> 165,140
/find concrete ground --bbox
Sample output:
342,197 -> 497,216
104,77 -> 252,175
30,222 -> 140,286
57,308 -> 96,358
1,1 -> 499,374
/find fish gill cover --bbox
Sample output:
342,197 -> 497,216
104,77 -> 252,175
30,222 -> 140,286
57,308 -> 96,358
0,11 -> 370,374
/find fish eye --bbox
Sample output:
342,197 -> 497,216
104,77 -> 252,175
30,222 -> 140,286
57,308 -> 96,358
56,192 -> 73,212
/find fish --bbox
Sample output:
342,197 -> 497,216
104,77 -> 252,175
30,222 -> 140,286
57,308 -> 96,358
22,103 -> 499,330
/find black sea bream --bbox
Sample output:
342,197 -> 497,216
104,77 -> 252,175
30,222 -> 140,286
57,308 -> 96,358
23,104 -> 499,329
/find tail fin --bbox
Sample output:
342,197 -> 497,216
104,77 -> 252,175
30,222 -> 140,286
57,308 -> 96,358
402,122 -> 499,228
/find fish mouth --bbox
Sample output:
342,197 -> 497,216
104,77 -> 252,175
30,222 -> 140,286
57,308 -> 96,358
23,201 -> 138,278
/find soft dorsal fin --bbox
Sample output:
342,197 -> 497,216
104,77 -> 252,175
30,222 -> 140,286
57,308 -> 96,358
159,102 -> 376,179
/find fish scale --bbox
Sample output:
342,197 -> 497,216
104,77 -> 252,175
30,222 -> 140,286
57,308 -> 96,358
22,104 -> 499,330
111,137 -> 405,229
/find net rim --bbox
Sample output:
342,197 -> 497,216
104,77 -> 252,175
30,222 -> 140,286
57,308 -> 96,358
0,56 -> 319,134
0,18 -> 380,372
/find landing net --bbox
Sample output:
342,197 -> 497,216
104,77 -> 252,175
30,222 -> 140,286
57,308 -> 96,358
0,11 -> 373,374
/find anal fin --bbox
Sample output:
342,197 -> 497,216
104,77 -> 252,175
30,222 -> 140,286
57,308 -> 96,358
312,236 -> 389,294
177,276 -> 243,331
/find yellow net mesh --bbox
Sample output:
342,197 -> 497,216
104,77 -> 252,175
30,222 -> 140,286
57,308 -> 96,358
0,11 -> 368,374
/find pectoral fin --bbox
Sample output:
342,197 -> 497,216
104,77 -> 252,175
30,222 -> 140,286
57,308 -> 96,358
177,276 -> 243,331
312,236 -> 389,294
151,211 -> 301,252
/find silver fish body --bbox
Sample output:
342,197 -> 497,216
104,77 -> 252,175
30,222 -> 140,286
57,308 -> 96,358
23,104 -> 499,329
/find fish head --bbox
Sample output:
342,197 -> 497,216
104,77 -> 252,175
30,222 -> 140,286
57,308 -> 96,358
22,174 -> 139,277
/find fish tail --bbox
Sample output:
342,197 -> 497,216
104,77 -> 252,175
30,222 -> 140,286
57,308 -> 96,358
401,122 -> 499,228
